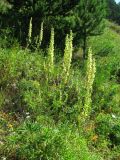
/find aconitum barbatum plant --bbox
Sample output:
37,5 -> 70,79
63,30 -> 73,83
36,22 -> 44,49
28,17 -> 32,45
48,27 -> 54,72
84,48 -> 96,117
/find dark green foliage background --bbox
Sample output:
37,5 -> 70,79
0,0 -> 106,50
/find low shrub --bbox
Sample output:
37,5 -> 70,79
0,120 -> 101,160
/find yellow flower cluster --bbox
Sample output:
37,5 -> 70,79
7,123 -> 13,129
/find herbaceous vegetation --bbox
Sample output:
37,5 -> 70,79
0,0 -> 120,160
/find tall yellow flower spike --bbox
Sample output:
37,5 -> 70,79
28,17 -> 32,44
84,48 -> 96,117
48,27 -> 54,72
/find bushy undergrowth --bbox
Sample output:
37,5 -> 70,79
1,120 -> 101,160
0,40 -> 98,159
0,21 -> 120,160
0,46 -> 80,121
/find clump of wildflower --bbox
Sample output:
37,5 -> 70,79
91,134 -> 98,142
25,112 -> 30,119
7,123 -> 13,131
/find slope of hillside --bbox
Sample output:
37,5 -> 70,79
88,21 -> 120,160
89,21 -> 120,83
0,21 -> 120,160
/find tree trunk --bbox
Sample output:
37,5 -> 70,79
83,35 -> 87,59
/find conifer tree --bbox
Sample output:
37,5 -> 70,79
74,0 -> 106,59
0,0 -> 12,13
107,0 -> 120,24
1,0 -> 106,52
